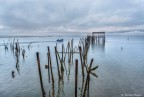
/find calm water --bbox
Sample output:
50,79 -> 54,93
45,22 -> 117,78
0,33 -> 144,97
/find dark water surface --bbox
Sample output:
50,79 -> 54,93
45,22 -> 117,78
0,34 -> 144,97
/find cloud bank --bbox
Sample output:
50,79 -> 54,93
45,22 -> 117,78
0,0 -> 144,35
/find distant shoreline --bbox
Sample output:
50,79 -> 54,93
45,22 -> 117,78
0,34 -> 85,38
0,35 -> 54,38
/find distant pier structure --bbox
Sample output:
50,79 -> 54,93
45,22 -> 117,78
91,32 -> 105,44
91,32 -> 105,51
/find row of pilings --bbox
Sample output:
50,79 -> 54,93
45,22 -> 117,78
4,32 -> 105,96
35,33 -> 104,97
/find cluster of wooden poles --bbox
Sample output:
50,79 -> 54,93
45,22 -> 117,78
36,34 -> 99,97
6,39 -> 26,78
4,38 -> 27,59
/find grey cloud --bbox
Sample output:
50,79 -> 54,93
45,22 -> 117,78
0,0 -> 144,34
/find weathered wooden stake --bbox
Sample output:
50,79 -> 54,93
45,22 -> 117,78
64,47 -> 67,62
56,49 -> 64,71
61,44 -> 65,71
79,46 -> 84,78
36,52 -> 46,97
71,39 -> 74,63
48,47 -> 55,84
87,75 -> 90,97
83,59 -> 94,97
47,52 -> 51,83
55,46 -> 61,79
75,59 -> 78,97
68,42 -> 70,63
62,44 -> 64,62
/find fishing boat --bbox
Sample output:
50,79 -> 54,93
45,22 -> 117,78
57,39 -> 63,42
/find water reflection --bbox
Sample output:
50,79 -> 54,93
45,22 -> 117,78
22,49 -> 26,61
91,32 -> 105,52
68,63 -> 71,81
80,78 -> 85,97
48,71 -> 65,97
91,39 -> 105,52
57,72 -> 65,97
11,71 -> 15,78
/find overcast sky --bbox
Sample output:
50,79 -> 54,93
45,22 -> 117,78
0,0 -> 144,35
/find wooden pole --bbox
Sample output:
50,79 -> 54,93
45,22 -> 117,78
68,42 -> 70,63
47,53 -> 51,83
64,47 -> 67,62
69,48 -> 72,63
36,52 -> 46,97
56,48 -> 64,71
62,44 -> 64,62
79,46 -> 84,78
48,47 -> 55,84
87,75 -> 90,97
75,59 -> 78,97
83,59 -> 94,97
71,39 -> 74,63
55,46 -> 61,79
61,44 -> 64,71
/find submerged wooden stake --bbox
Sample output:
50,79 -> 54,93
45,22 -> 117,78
75,59 -> 78,97
71,39 -> 74,63
83,59 -> 94,97
55,46 -> 61,79
36,52 -> 46,97
79,46 -> 84,78
62,44 -> 64,62
48,47 -> 55,84
61,44 -> 64,71
68,42 -> 70,63
87,75 -> 90,97
47,52 -> 51,83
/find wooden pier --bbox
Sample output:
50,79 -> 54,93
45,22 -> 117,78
92,32 -> 105,44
